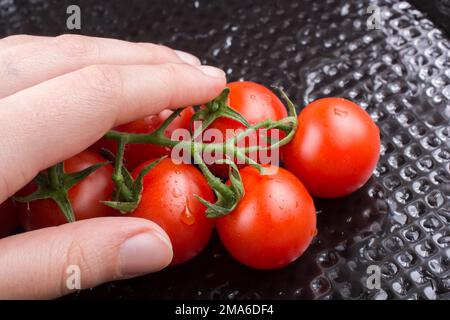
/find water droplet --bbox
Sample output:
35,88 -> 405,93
311,277 -> 330,294
317,251 -> 338,268
180,200 -> 195,225
171,187 -> 182,198
249,94 -> 256,101
334,107 -> 348,117
262,93 -> 272,103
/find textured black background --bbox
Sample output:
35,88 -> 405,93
1,0 -> 449,300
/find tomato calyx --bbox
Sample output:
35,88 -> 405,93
103,87 -> 299,217
101,153 -> 165,213
194,157 -> 245,218
13,161 -> 108,222
189,87 -> 250,136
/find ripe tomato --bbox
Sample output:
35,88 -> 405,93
283,98 -> 380,198
17,151 -> 116,231
130,158 -> 214,266
0,199 -> 20,238
91,108 -> 194,170
206,81 -> 287,177
216,165 -> 316,269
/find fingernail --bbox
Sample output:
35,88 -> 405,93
119,230 -> 173,277
174,50 -> 201,65
197,65 -> 226,78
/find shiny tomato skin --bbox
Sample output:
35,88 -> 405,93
18,151 -> 116,231
92,108 -> 194,170
207,82 -> 287,177
221,81 -> 287,128
216,165 -> 316,270
0,199 -> 20,238
283,98 -> 380,198
130,158 -> 214,266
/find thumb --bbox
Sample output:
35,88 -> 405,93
0,217 -> 173,299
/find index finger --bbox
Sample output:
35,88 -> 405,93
0,63 -> 226,201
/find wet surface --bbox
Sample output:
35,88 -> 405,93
1,0 -> 449,299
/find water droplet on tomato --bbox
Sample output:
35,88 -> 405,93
180,200 -> 196,225
334,107 -> 348,117
250,94 -> 257,101
171,187 -> 182,198
262,93 -> 272,103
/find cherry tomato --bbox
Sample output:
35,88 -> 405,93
91,108 -> 194,170
206,81 -> 287,177
283,98 -> 380,198
0,199 -> 20,238
216,165 -> 316,269
17,151 -> 116,231
130,158 -> 214,266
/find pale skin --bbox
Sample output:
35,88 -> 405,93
0,34 -> 226,299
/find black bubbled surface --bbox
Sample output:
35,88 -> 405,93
1,0 -> 449,300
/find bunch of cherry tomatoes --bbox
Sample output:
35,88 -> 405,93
0,81 -> 380,270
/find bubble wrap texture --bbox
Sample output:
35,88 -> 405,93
1,0 -> 449,300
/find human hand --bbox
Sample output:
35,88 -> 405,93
0,34 -> 226,299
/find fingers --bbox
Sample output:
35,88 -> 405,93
0,217 -> 173,299
0,62 -> 226,200
0,34 -> 200,98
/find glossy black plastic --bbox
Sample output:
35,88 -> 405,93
1,0 -> 449,300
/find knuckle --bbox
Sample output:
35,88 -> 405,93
58,238 -> 92,294
65,239 -> 91,272
160,63 -> 180,79
156,63 -> 185,106
148,43 -> 175,59
53,34 -> 97,58
78,64 -> 123,101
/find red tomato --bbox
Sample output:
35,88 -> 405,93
206,81 -> 287,177
91,108 -> 194,170
283,98 -> 380,198
17,151 -> 116,231
216,165 -> 316,269
130,158 -> 214,266
0,199 -> 20,238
